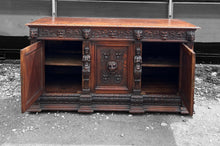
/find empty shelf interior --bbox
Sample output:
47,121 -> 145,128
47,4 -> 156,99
141,67 -> 179,94
142,42 -> 180,67
45,66 -> 82,93
45,40 -> 82,66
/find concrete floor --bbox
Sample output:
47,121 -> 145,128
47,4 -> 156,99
0,62 -> 220,146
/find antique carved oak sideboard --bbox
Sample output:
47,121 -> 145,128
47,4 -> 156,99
20,17 -> 199,115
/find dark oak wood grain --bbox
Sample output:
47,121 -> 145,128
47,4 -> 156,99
26,17 -> 199,29
142,60 -> 179,68
180,44 -> 195,116
45,55 -> 81,66
92,41 -> 133,93
20,41 -> 44,113
20,17 -> 199,115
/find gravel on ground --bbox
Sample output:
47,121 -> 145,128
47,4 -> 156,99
0,61 -> 220,146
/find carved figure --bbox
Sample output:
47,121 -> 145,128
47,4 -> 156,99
134,30 -> 143,40
134,47 -> 142,64
82,47 -> 90,72
134,63 -> 142,79
57,29 -> 65,38
30,28 -> 38,39
82,28 -> 91,39
187,31 -> 195,41
108,30 -> 117,38
108,61 -> 118,72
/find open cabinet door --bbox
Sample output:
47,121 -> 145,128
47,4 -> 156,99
20,42 -> 44,112
180,44 -> 195,116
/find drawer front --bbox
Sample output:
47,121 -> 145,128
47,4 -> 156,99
93,42 -> 133,93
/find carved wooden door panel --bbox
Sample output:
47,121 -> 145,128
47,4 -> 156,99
180,43 -> 195,116
92,41 -> 133,93
20,42 -> 45,112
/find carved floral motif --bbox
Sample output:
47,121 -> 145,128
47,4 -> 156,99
176,31 -> 186,40
143,30 -> 186,40
102,73 -> 109,81
91,29 -> 133,39
115,74 -> 122,83
103,52 -> 110,60
100,49 -> 125,84
65,28 -> 82,38
160,31 -> 168,40
38,27 -> 82,38
36,27 -> 189,41
115,52 -> 121,59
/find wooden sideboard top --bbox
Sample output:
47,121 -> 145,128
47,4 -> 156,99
26,17 -> 199,29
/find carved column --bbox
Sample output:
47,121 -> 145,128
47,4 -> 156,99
133,42 -> 142,94
79,28 -> 93,113
130,30 -> 144,113
82,45 -> 90,93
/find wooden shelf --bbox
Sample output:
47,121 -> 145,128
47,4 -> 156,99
45,82 -> 82,94
45,55 -> 81,66
141,82 -> 178,95
45,72 -> 82,93
141,67 -> 179,94
142,58 -> 179,68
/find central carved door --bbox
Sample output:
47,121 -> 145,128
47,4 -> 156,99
91,41 -> 134,94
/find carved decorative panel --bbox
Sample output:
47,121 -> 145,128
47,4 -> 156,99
65,28 -> 82,38
142,29 -> 187,40
38,27 -> 83,39
91,28 -> 133,39
94,42 -> 132,93
35,27 -> 190,41
99,48 -> 125,85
